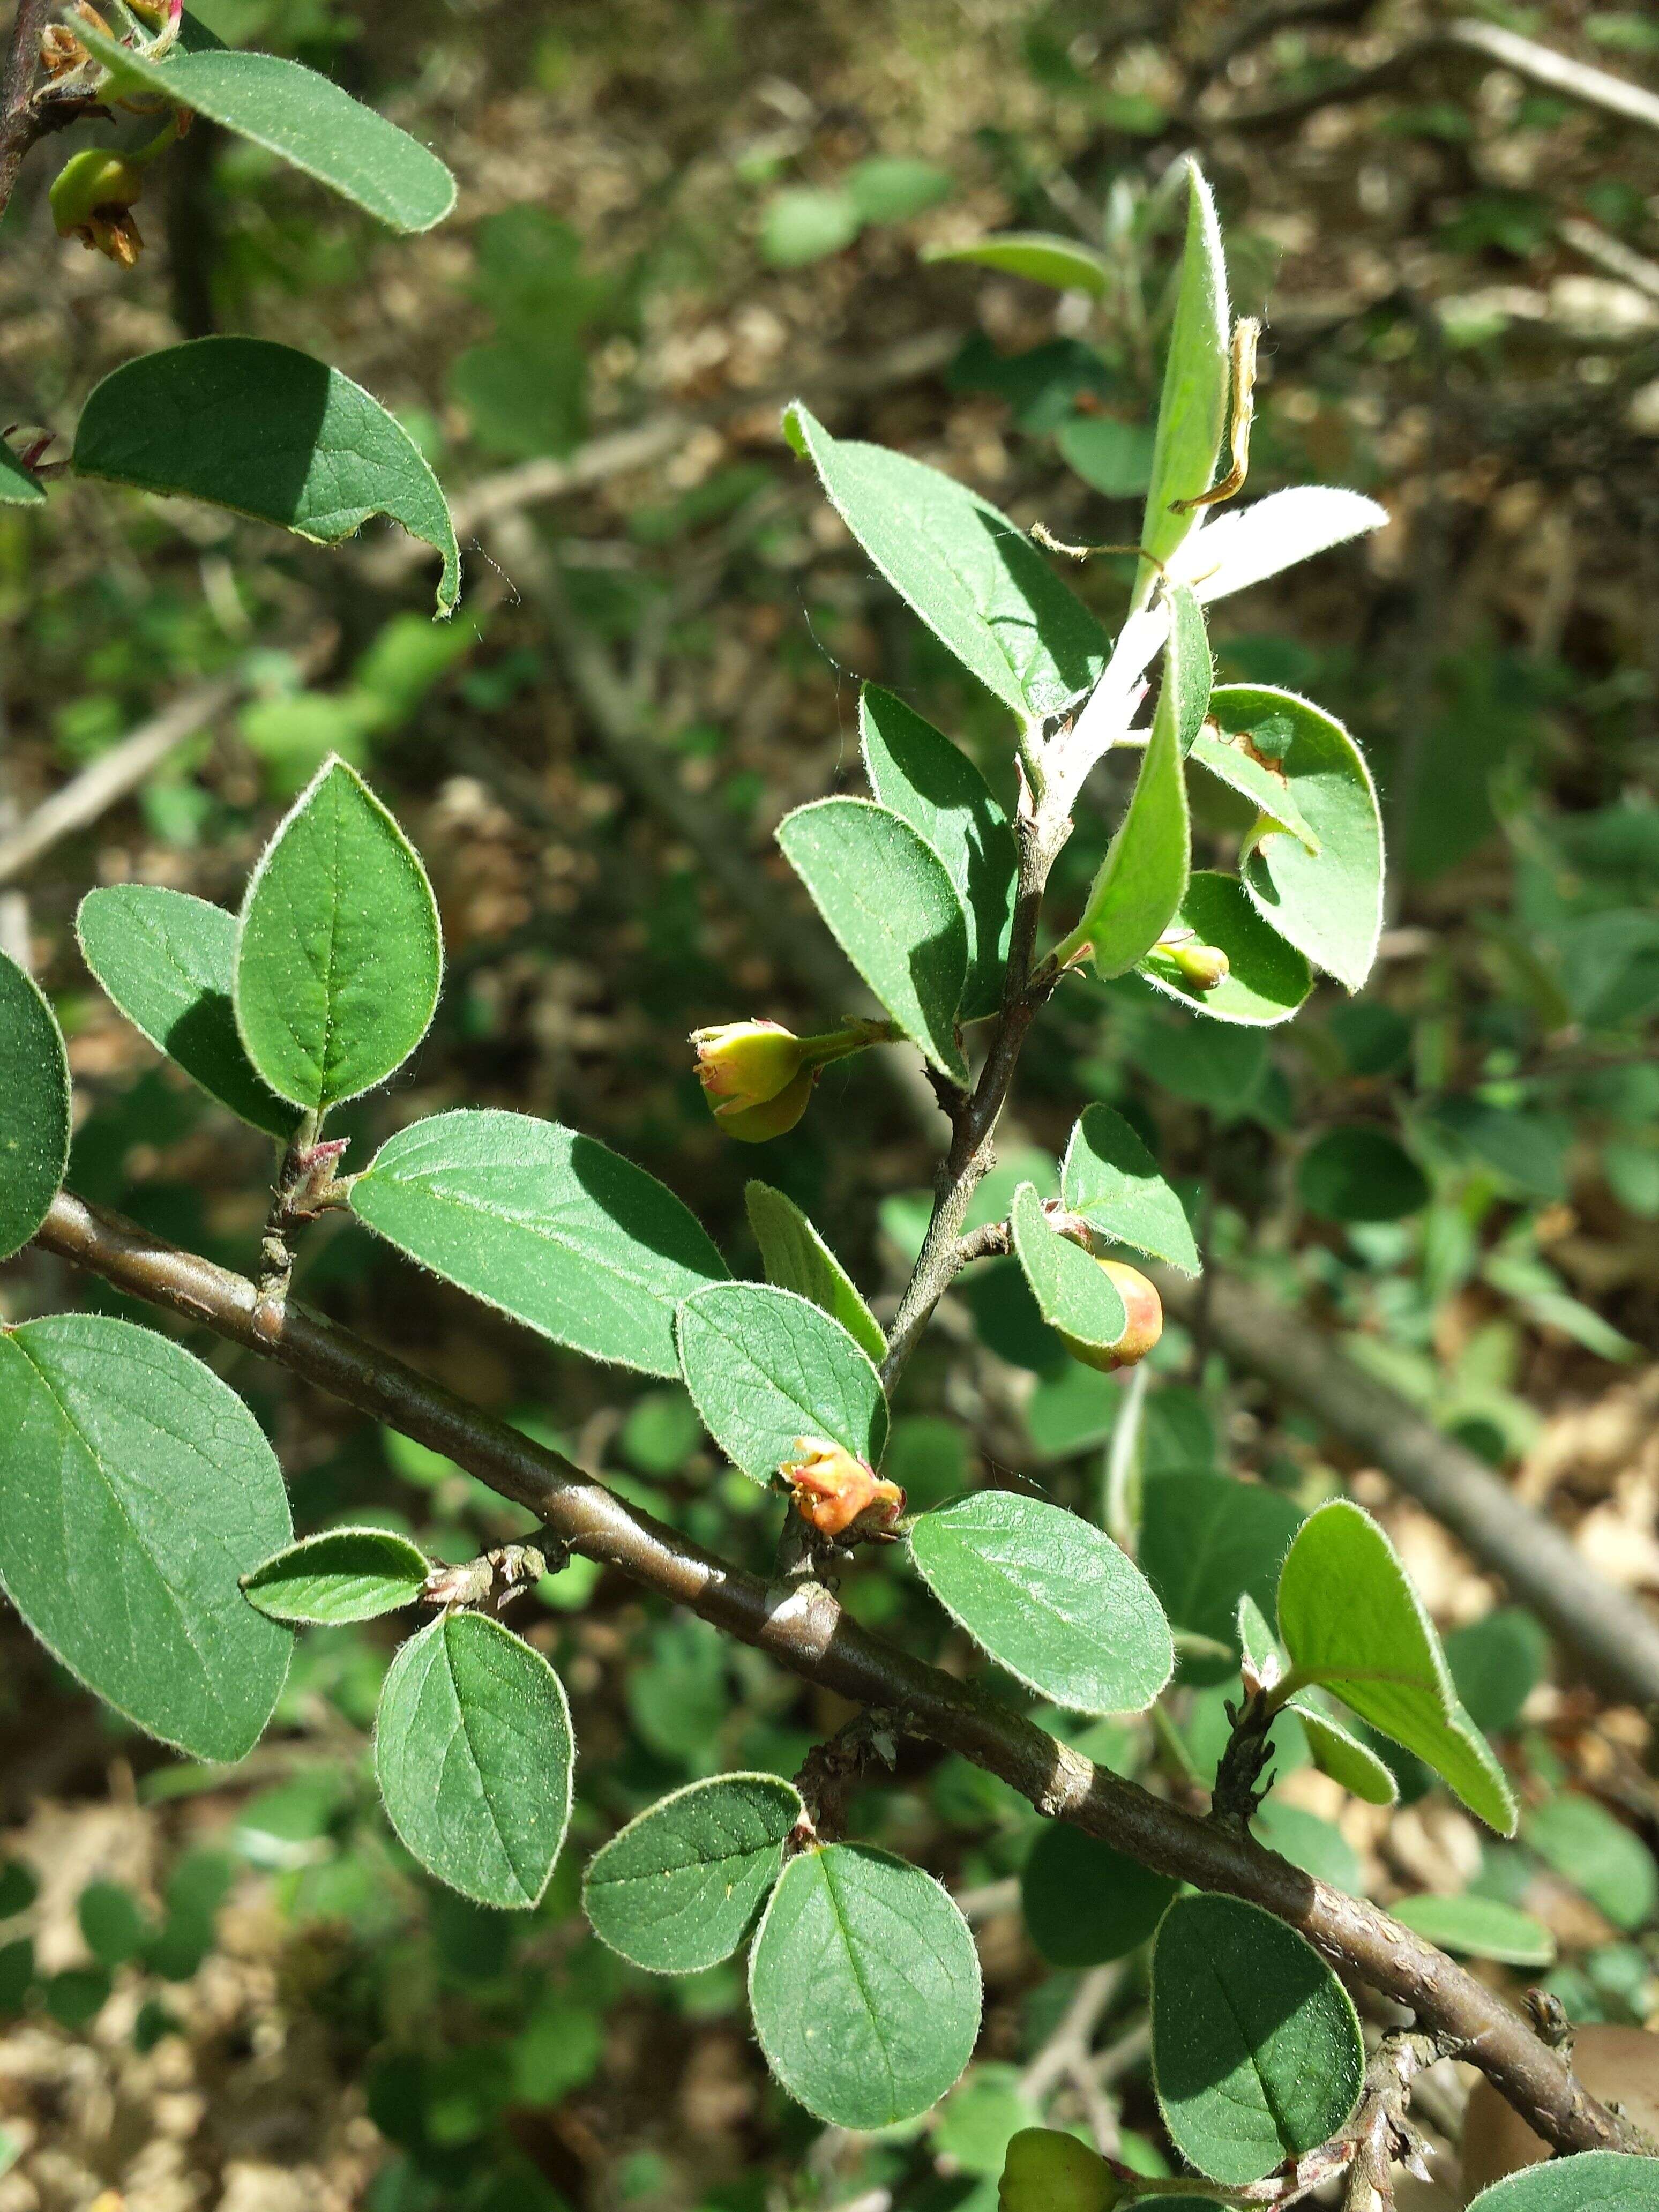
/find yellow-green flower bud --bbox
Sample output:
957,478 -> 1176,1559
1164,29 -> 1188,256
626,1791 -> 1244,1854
712,1064 -> 816,1143
1147,933 -> 1230,993
691,1019 -> 804,1111
999,2128 -> 1120,2211
49,148 -> 145,267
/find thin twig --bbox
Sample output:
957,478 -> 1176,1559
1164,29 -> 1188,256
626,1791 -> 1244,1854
25,1187 -> 1634,2161
1021,1963 -> 1123,2101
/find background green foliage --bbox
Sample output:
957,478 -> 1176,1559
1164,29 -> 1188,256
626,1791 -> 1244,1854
1,1 -> 1657,2207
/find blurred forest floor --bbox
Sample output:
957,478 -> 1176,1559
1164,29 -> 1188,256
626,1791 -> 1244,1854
1,0 -> 1658,2207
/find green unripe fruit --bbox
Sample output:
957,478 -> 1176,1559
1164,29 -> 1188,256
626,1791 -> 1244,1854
1056,1258 -> 1163,1373
999,2128 -> 1120,2212
49,148 -> 146,267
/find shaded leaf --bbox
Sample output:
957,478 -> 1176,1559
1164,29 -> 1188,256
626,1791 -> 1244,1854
1056,415 -> 1155,497
584,1773 -> 802,1973
1524,1795 -> 1658,1932
74,340 -> 459,615
745,1182 -> 884,1363
676,1282 -> 887,1482
1237,1594 -> 1398,1806
1297,1128 -> 1429,1224
1151,1892 -> 1364,2186
749,1844 -> 980,2128
1390,1894 -> 1555,1967
1062,1104 -> 1201,1274
77,887 -> 297,1139
1021,1824 -> 1176,1967
1141,871 -> 1313,1026
0,949 -> 70,1263
352,1109 -> 727,1378
0,1316 -> 291,1761
375,1612 -> 573,1909
777,797 -> 968,1080
909,1489 -> 1172,1715
860,685 -> 1017,1021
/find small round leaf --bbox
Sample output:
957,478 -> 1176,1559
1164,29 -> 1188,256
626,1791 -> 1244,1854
1020,1824 -> 1176,1967
242,1527 -> 431,1626
584,1774 -> 803,1974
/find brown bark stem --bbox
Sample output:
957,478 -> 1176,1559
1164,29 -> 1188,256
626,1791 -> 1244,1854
27,1186 -> 1631,2162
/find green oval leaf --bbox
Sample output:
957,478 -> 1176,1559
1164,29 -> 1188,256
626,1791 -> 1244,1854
1066,588 -> 1205,977
1061,1104 -> 1201,1275
1137,166 -> 1230,607
1389,1893 -> 1555,1967
1467,2153 -> 1659,2209
74,340 -> 459,616
584,1773 -> 803,1974
909,1490 -> 1172,1715
1276,1501 -> 1517,1834
1296,1127 -> 1430,1224
777,797 -> 968,1081
1252,1800 -> 1362,1894
860,685 -> 1017,1022
1020,1823 -> 1176,1967
1210,686 -> 1384,992
352,1109 -> 728,1378
1524,1794 -> 1658,1933
1010,1182 -> 1127,1355
0,442 -> 45,505
745,1182 -> 884,1363
1142,1475 -> 1304,1687
76,19 -> 455,234
0,949 -> 70,1263
1056,415 -> 1156,498
375,1611 -> 573,1910
1141,871 -> 1313,1026
1150,1892 -> 1364,2186
923,231 -> 1112,296
1188,721 -> 1321,852
676,1282 -> 887,1483
748,1843 -> 981,2128
785,402 -> 1108,720
234,756 -> 442,1111
242,1527 -> 430,1625
77,886 -> 298,1138
0,1315 -> 292,1761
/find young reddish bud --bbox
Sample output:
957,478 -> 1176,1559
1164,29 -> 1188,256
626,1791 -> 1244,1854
691,1019 -> 803,1110
999,2128 -> 1120,2211
1056,1259 -> 1163,1373
712,1064 -> 817,1144
781,1438 -> 905,1542
49,148 -> 145,266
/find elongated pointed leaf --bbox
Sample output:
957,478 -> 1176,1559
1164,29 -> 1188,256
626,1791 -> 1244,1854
1137,167 -> 1230,607
749,1844 -> 981,2128
1390,1894 -> 1555,1967
1467,2155 -> 1659,2210
776,797 -> 968,1081
676,1282 -> 887,1482
242,1527 -> 430,1625
375,1611 -> 573,1909
0,949 -> 69,1262
1062,1105 -> 1200,1274
77,887 -> 298,1138
74,340 -> 459,615
1010,1182 -> 1126,1355
1176,486 -> 1389,603
77,17 -> 455,234
1151,1893 -> 1364,2186
352,1109 -> 728,1378
923,232 -> 1112,296
235,757 -> 442,1110
909,1490 -> 1172,1714
1021,1823 -> 1176,1967
1276,1501 -> 1517,1833
584,1773 -> 802,1973
1068,587 -> 1207,976
860,686 -> 1018,1021
745,1183 -> 884,1362
0,1316 -> 292,1761
1141,871 -> 1312,1026
1210,686 -> 1384,991
786,403 -> 1108,719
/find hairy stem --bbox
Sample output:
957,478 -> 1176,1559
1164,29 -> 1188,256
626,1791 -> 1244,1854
28,1187 -> 1631,2162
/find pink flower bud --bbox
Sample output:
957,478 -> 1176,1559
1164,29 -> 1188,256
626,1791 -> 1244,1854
1056,1259 -> 1163,1373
